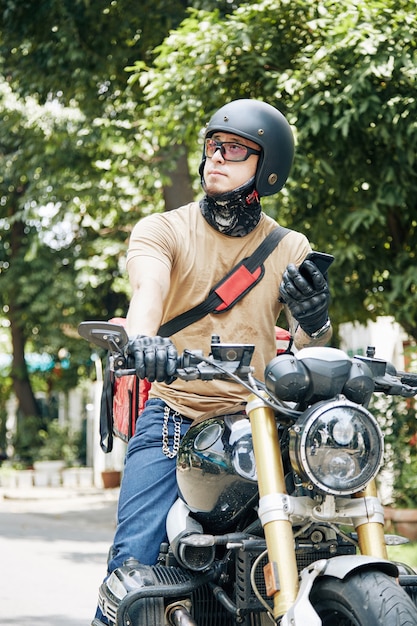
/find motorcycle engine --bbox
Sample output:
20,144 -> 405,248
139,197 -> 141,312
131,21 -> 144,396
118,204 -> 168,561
99,558 -> 255,626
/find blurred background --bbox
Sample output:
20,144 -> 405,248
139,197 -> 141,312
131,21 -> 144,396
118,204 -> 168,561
0,0 -> 416,508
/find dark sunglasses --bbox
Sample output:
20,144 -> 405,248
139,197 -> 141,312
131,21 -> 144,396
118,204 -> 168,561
204,138 -> 261,162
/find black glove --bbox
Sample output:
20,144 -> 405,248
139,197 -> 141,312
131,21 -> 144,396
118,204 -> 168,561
279,260 -> 330,336
128,335 -> 178,384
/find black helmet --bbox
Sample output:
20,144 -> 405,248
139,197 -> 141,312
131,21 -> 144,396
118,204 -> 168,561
201,99 -> 294,196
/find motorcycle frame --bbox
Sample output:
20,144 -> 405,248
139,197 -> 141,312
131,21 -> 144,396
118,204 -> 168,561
246,392 -> 390,624
77,322 -> 417,625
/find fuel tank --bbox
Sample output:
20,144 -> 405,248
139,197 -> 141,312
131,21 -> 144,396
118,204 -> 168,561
176,414 -> 259,531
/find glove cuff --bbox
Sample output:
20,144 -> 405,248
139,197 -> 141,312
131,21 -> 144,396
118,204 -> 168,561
307,318 -> 331,339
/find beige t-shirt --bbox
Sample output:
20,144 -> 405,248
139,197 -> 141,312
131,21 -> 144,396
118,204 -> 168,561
126,202 -> 310,421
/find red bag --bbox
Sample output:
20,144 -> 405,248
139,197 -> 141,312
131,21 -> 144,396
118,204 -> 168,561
99,318 -> 151,451
275,326 -> 292,354
111,369 -> 151,443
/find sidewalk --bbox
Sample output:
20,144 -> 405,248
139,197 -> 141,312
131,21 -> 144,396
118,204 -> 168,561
1,484 -> 119,502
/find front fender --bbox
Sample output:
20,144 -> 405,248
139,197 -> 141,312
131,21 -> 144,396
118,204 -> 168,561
321,554 -> 398,580
281,556 -> 399,626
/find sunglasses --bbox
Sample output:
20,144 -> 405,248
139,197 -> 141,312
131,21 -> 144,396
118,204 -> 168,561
204,138 -> 261,162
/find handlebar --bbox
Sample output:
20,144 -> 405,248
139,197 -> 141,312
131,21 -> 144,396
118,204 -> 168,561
110,348 -> 302,422
78,321 -> 256,382
373,374 -> 417,398
78,321 -> 417,402
399,371 -> 417,388
113,347 -> 255,383
355,354 -> 417,398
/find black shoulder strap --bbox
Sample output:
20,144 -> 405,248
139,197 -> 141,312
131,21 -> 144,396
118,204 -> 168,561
158,226 -> 290,337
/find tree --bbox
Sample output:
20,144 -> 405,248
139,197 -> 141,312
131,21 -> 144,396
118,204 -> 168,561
0,0 -> 196,427
0,78 -> 133,438
1,0 -> 416,442
129,0 -> 417,341
285,0 -> 417,339
0,0 -> 190,109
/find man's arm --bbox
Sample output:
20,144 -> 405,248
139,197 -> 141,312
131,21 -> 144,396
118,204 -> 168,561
126,256 -> 171,337
124,256 -> 177,384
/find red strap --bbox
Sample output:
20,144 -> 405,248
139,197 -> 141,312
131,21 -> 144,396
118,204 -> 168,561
214,265 -> 262,311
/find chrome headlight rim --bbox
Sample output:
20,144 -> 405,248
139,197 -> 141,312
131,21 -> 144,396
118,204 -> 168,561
290,397 -> 384,496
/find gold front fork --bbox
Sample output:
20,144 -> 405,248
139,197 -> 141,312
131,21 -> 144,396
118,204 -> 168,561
353,480 -> 388,559
246,393 -> 299,620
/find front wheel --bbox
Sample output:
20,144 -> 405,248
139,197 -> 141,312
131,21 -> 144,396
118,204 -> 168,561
309,569 -> 417,625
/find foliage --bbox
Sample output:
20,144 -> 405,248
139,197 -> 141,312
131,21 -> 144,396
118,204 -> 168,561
12,414 -> 45,466
386,541 -> 417,569
374,395 -> 417,508
12,414 -> 82,467
0,0 -> 193,422
1,0 -> 417,434
0,0 -> 191,111
284,0 -> 417,337
129,0 -> 417,341
0,77 -> 135,419
35,419 -> 81,465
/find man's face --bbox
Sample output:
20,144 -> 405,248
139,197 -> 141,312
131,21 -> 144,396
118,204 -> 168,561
203,132 -> 260,196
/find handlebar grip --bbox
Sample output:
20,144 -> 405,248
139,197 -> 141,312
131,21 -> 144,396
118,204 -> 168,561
114,368 -> 136,377
399,372 -> 417,388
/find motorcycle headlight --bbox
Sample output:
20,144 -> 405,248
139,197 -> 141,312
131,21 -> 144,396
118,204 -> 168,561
289,398 -> 383,496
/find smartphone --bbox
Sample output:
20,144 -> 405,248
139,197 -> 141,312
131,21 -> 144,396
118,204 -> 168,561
299,251 -> 335,278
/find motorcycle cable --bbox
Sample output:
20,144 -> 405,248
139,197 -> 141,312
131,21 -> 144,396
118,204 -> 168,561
182,350 -> 302,422
114,349 -> 301,421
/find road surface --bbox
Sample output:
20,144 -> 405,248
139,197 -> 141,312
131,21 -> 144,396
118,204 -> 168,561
0,486 -> 118,625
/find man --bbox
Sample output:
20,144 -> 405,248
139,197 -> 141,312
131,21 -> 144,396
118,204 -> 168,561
93,98 -> 331,625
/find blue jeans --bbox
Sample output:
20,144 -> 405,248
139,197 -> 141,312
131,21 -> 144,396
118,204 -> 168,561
95,399 -> 192,623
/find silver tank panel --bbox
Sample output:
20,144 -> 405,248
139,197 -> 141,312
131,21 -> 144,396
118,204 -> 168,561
176,414 -> 259,531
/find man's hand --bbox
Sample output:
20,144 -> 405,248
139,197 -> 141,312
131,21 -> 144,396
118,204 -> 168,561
279,260 -> 330,336
128,336 -> 178,384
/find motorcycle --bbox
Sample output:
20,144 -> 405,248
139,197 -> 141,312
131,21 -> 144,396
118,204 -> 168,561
79,321 -> 417,626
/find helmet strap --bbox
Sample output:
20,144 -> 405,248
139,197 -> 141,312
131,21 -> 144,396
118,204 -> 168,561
199,177 -> 262,237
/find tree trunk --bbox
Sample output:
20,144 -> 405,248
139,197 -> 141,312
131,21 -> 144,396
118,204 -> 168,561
9,308 -> 39,418
401,322 -> 417,345
162,150 -> 195,211
8,214 -> 40,419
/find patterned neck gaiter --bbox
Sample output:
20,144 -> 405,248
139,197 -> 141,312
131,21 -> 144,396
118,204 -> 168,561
199,177 -> 262,237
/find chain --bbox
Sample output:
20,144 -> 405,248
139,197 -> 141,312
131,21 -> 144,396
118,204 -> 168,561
162,406 -> 183,459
